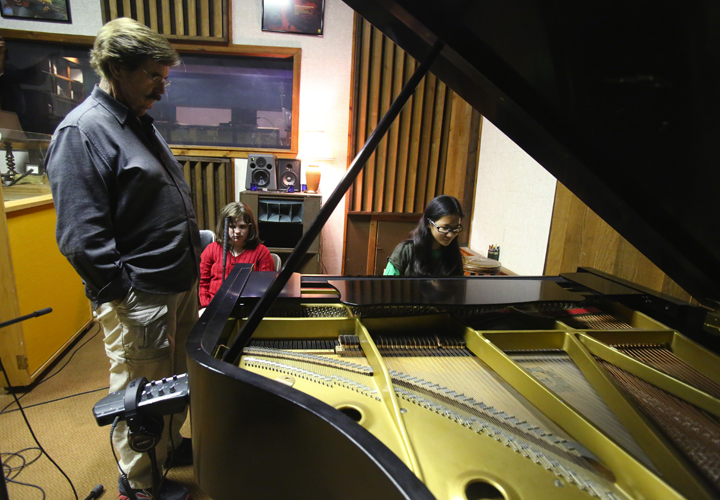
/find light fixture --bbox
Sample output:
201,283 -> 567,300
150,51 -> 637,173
297,130 -> 334,194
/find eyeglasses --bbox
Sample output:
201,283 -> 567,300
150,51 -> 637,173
429,219 -> 464,234
141,68 -> 172,87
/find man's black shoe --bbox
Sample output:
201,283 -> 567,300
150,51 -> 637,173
164,437 -> 193,468
118,475 -> 191,500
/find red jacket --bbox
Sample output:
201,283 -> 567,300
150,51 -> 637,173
199,242 -> 274,307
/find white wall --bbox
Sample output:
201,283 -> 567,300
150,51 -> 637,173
469,118 -> 557,276
230,0 -> 354,274
1,0 -> 354,274
0,1 -> 103,35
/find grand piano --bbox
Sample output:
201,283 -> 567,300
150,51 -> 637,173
186,2 -> 720,499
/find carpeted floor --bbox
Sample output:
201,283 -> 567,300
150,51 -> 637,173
1,322 -> 210,499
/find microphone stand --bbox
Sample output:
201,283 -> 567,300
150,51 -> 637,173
222,217 -> 230,283
0,308 -> 52,329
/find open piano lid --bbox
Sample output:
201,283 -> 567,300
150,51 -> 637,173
343,0 -> 720,307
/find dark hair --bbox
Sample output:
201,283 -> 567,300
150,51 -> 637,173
215,202 -> 261,250
409,195 -> 465,276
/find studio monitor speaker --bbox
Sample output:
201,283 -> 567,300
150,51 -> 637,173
246,154 -> 277,190
276,159 -> 301,191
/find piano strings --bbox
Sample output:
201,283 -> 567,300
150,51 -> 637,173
264,304 -> 351,318
560,313 -> 635,331
375,335 -> 624,500
596,359 -> 720,492
506,349 -> 655,471
241,339 -> 378,399
610,344 -> 720,398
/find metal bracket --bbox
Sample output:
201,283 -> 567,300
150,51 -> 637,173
16,355 -> 28,370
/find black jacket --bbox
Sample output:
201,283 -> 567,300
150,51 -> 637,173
46,86 -> 201,308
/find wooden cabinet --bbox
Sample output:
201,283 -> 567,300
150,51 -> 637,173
344,213 -> 421,275
239,190 -> 322,274
1,184 -> 93,387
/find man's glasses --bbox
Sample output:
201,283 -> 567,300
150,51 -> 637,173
141,68 -> 172,87
429,219 -> 463,234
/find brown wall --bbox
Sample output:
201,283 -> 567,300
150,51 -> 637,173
343,17 -> 480,275
545,182 -> 695,303
344,214 -> 420,276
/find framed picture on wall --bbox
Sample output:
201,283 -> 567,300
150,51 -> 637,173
1,0 -> 71,22
262,0 -> 324,36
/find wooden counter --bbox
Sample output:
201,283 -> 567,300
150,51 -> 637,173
2,184 -> 54,210
1,184 -> 93,386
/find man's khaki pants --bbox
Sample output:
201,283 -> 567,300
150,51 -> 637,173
95,285 -> 198,490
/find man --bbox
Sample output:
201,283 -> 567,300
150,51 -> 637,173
46,18 -> 200,500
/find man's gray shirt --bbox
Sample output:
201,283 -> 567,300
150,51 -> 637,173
46,85 -> 202,308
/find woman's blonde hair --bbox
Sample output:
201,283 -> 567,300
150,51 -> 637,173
90,17 -> 179,82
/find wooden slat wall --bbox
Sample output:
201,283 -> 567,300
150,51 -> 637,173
178,156 -> 233,231
348,17 -> 479,214
545,182 -> 696,303
101,0 -> 228,44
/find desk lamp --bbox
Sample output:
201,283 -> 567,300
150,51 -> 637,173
297,130 -> 333,193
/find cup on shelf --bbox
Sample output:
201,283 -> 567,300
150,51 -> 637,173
488,245 -> 500,261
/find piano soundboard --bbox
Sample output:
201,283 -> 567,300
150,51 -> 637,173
223,298 -> 720,500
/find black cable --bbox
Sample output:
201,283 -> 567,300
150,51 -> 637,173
0,323 -> 101,415
163,412 -> 190,477
33,323 -> 101,387
3,448 -> 42,477
4,477 -> 45,499
2,448 -> 46,499
111,416 -> 142,500
164,418 -> 175,478
83,484 -> 104,500
110,416 -> 128,479
0,386 -> 109,416
2,452 -> 26,483
3,448 -> 29,482
0,362 -> 78,499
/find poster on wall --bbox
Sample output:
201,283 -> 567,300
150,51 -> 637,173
262,0 -> 324,36
0,0 -> 71,22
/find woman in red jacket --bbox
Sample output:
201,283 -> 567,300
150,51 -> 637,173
199,202 -> 274,312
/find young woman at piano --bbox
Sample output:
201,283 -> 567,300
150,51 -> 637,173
384,195 -> 465,276
199,202 -> 274,313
